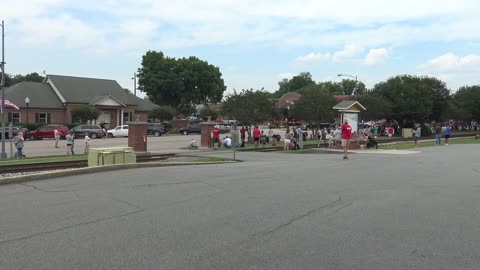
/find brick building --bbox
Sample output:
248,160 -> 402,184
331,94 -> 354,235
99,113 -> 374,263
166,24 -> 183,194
3,74 -> 158,128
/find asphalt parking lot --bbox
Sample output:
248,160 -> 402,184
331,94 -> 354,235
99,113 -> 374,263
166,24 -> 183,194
7,133 -> 202,157
1,144 -> 479,269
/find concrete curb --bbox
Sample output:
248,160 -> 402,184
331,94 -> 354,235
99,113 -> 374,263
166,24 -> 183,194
0,160 -> 238,186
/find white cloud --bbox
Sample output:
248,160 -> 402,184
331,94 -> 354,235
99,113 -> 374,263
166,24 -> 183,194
295,53 -> 332,64
333,44 -> 364,62
278,72 -> 296,79
417,53 -> 480,72
295,43 -> 363,64
5,0 -> 480,51
417,53 -> 480,89
17,14 -> 102,48
121,20 -> 159,36
364,48 -> 389,65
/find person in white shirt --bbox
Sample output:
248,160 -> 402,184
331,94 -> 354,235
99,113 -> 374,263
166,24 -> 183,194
223,136 -> 232,148
190,138 -> 198,148
84,134 -> 91,154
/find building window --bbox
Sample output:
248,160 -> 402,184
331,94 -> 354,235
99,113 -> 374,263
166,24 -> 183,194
8,112 -> 21,124
123,112 -> 132,124
35,113 -> 51,124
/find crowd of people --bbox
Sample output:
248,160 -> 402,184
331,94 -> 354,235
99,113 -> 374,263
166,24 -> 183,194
11,128 -> 93,159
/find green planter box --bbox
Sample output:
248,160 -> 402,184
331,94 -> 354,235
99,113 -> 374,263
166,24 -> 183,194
88,147 -> 136,167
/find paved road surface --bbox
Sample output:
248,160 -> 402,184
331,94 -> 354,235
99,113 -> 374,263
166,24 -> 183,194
1,145 -> 479,269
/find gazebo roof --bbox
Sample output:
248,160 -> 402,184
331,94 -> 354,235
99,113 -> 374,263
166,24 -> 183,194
333,100 -> 366,111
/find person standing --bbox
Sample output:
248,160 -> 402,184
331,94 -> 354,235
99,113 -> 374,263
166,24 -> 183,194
341,120 -> 352,160
54,128 -> 60,148
253,126 -> 261,148
84,134 -> 91,154
284,127 -> 291,150
296,126 -> 304,149
212,125 -> 220,150
268,127 -> 274,145
435,124 -> 442,145
444,124 -> 451,145
66,131 -> 75,156
413,125 -> 421,146
240,126 -> 246,144
13,131 -> 25,158
334,125 -> 341,148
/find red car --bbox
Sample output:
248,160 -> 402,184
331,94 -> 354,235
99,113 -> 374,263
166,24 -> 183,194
29,124 -> 69,140
283,119 -> 303,126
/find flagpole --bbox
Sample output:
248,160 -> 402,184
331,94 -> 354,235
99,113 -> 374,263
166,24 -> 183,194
1,20 -> 7,159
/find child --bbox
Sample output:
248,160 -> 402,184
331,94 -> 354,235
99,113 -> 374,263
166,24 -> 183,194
84,134 -> 91,154
190,138 -> 198,148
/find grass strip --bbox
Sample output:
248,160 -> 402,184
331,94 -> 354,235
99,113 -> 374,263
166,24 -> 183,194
0,155 -> 87,166
191,157 -> 227,163
380,138 -> 480,150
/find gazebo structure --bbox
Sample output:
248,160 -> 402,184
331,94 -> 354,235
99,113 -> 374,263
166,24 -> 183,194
332,100 -> 366,133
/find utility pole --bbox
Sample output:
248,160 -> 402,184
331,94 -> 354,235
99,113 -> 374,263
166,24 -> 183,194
1,20 -> 7,159
132,72 -> 137,96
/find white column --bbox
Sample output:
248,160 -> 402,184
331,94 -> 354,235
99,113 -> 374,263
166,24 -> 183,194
117,109 -> 120,126
120,108 -> 124,125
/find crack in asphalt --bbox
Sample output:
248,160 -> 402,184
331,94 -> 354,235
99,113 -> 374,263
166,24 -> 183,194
0,209 -> 144,246
19,183 -> 75,193
109,198 -> 143,211
130,181 -> 200,189
261,195 -> 351,237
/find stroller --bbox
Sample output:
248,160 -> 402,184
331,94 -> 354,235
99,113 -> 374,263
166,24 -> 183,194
366,135 -> 378,149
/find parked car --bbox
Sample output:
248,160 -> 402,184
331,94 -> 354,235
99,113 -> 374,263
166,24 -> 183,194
71,124 -> 106,139
283,119 -> 303,126
107,125 -> 129,138
147,123 -> 166,136
222,120 -> 241,127
179,120 -> 201,135
29,124 -> 68,140
0,126 -> 30,140
218,124 -> 230,134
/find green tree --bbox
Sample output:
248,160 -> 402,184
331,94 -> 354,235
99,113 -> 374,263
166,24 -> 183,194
371,75 -> 450,125
2,72 -> 44,87
289,90 -> 337,130
23,72 -> 45,83
357,92 -> 393,120
340,79 -> 366,95
137,51 -> 226,110
276,72 -> 315,97
221,89 -> 279,136
71,105 -> 100,124
451,85 -> 480,121
199,105 -> 219,121
149,106 -> 175,121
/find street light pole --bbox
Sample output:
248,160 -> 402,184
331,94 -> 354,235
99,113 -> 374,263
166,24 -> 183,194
337,73 -> 358,98
132,72 -> 136,96
25,97 -> 30,126
1,20 -> 7,159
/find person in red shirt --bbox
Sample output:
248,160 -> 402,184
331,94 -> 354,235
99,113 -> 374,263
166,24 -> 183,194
253,126 -> 261,148
341,119 -> 352,159
212,125 -> 221,150
240,126 -> 246,143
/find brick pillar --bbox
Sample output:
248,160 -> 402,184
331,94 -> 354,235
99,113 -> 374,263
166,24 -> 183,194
128,122 -> 148,153
200,122 -> 217,148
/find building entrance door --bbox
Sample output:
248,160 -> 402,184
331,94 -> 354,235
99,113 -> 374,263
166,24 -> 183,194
97,111 -> 111,129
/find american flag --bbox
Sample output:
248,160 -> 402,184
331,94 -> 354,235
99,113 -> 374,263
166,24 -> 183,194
0,99 -> 20,112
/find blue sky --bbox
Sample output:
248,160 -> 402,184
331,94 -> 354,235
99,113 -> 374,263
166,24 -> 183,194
3,0 -> 480,98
